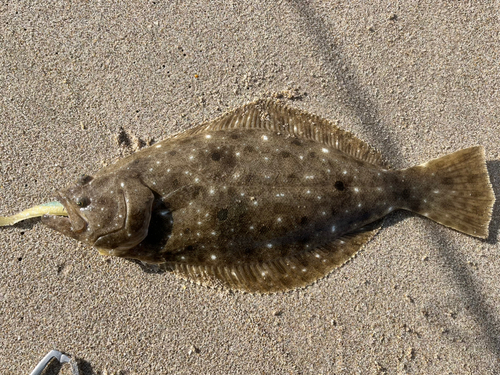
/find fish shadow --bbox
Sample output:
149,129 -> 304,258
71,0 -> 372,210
128,258 -> 167,274
486,160 -> 500,244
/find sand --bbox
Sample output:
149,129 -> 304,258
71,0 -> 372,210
1,1 -> 499,374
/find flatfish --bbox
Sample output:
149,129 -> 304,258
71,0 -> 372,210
1,100 -> 495,292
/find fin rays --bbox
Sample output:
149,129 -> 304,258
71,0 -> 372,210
165,221 -> 381,293
182,99 -> 387,168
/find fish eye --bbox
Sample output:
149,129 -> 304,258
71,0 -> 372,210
76,197 -> 90,208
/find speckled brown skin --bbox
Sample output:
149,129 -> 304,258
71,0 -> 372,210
42,100 -> 495,292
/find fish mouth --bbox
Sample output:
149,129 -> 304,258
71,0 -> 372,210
57,192 -> 87,232
41,192 -> 87,236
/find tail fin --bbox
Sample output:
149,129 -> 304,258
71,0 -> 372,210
405,146 -> 495,238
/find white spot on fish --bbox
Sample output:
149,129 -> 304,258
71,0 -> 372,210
322,148 -> 329,153
354,187 -> 359,193
261,135 -> 268,141
155,144 -> 162,148
205,134 -> 212,139
211,254 -> 217,260
267,243 -> 273,248
331,225 -> 336,232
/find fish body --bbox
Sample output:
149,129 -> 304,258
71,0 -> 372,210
31,100 -> 495,292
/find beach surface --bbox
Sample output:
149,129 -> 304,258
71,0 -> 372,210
1,1 -> 499,374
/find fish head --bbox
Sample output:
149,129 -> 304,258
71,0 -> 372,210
42,173 -> 129,249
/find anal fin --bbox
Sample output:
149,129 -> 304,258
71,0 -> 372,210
164,220 -> 382,293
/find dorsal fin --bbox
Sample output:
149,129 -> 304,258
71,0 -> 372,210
163,221 -> 381,293
180,99 -> 386,167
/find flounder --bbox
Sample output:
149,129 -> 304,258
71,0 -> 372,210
1,100 -> 495,292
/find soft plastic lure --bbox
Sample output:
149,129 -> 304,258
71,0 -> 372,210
0,201 -> 67,226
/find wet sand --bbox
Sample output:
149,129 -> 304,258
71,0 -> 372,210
1,1 -> 499,374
